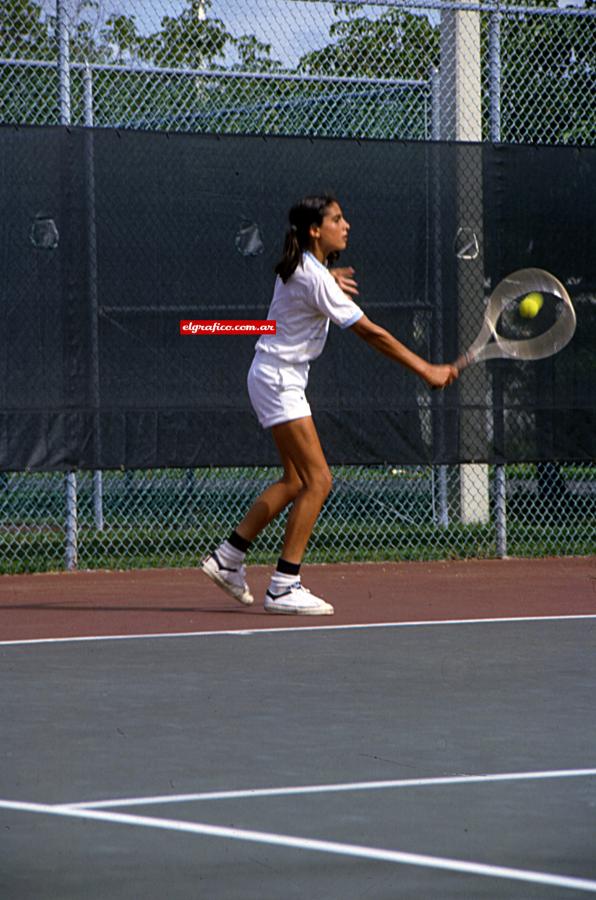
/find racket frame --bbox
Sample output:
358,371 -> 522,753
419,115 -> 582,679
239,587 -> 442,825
455,268 -> 576,372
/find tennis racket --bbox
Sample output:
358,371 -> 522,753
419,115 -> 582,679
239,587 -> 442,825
454,268 -> 576,373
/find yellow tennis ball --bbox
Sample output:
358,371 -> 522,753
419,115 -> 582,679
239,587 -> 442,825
518,292 -> 543,319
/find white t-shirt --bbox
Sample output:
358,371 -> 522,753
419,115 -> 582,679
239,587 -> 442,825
254,251 -> 364,364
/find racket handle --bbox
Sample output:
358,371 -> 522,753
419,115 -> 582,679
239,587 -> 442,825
430,355 -> 466,391
453,351 -> 472,373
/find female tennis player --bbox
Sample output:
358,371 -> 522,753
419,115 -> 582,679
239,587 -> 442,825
202,194 -> 458,615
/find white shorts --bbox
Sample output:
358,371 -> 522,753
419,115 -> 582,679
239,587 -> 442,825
247,352 -> 312,429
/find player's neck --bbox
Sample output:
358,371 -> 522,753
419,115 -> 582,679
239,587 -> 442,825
307,242 -> 326,264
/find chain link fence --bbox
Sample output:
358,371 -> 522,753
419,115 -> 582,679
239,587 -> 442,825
2,0 -> 595,142
1,0 -> 594,572
0,464 -> 593,574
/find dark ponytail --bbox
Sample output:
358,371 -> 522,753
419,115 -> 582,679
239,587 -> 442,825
274,194 -> 338,283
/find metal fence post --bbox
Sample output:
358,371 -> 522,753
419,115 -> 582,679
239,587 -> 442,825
488,3 -> 502,143
84,63 -> 105,532
58,0 -> 79,569
495,464 -> 507,557
65,472 -> 78,570
489,2 -> 507,557
440,0 -> 491,529
57,0 -> 71,125
431,68 -> 449,527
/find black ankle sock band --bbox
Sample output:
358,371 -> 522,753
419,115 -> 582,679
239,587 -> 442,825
228,530 -> 252,553
276,557 -> 301,576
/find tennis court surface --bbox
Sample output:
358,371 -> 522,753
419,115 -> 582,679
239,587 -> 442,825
1,556 -> 595,898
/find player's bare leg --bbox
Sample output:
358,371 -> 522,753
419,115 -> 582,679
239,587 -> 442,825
263,417 -> 334,614
268,417 -> 332,563
234,454 -> 304,541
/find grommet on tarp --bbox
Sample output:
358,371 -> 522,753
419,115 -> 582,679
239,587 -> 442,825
30,215 -> 59,250
235,221 -> 264,257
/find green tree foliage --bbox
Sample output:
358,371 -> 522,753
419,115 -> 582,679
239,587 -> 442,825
495,1 -> 596,143
294,2 -> 439,138
0,0 -> 57,124
117,8 -> 229,68
0,0 -> 593,142
299,0 -> 594,142
0,0 -> 53,59
231,34 -> 283,73
299,1 -> 440,82
81,0 -> 283,72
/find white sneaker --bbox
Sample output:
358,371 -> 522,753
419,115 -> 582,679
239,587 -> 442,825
264,582 -> 334,616
201,552 -> 254,606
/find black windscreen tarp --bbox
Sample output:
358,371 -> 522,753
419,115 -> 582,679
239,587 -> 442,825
1,125 -> 594,470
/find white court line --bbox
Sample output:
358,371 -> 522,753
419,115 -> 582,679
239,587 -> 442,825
64,767 -> 596,810
2,613 -> 596,647
1,798 -> 596,894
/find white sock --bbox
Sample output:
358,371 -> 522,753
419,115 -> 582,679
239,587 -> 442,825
215,540 -> 245,568
268,571 -> 300,596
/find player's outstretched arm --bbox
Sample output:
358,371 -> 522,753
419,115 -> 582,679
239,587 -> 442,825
350,314 -> 458,389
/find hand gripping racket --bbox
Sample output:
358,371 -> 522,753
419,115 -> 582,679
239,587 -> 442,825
454,268 -> 576,373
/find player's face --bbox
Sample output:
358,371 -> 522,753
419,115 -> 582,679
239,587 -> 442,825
310,202 -> 350,257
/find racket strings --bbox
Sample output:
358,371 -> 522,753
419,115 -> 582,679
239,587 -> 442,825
496,292 -> 562,343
